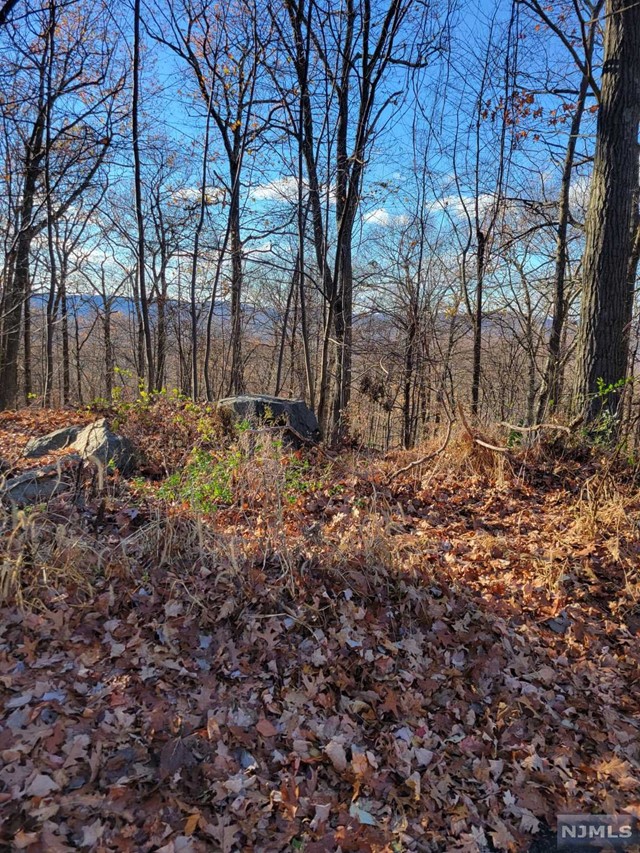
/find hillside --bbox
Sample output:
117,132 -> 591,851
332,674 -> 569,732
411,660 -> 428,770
0,404 -> 639,852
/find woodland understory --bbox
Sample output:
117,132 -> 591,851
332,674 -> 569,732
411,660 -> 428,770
0,401 -> 638,852
1,0 -> 640,847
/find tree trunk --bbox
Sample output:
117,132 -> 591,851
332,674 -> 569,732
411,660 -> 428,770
104,305 -> 114,404
537,73 -> 590,421
275,254 -> 298,396
132,0 -> 154,392
60,279 -> 70,405
23,279 -> 32,404
403,313 -> 417,449
73,308 -> 84,405
43,0 -> 57,407
228,162 -> 244,395
471,230 -> 486,419
573,0 -> 640,421
0,108 -> 45,410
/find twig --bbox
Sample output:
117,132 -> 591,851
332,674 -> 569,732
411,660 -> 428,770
386,418 -> 453,484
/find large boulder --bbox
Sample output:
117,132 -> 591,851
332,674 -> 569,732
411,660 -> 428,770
72,418 -> 135,474
24,425 -> 81,458
217,395 -> 320,443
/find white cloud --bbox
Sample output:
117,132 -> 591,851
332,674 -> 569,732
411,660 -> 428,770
251,176 -> 337,205
252,176 -> 300,202
364,207 -> 409,227
568,174 -> 590,216
434,192 -> 497,220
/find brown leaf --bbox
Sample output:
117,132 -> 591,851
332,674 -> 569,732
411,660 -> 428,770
256,717 -> 277,738
159,738 -> 196,779
25,773 -> 59,797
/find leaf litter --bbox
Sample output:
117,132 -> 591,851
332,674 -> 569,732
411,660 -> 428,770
1,411 -> 639,851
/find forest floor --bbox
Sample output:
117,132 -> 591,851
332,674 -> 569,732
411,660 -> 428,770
0,403 -> 639,853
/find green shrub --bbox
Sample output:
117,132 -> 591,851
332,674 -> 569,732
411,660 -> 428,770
158,448 -> 242,513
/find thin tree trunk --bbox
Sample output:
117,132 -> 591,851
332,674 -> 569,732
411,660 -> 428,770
471,230 -> 485,418
289,275 -> 299,396
403,313 -> 417,449
104,304 -> 114,404
74,309 -> 83,405
61,278 -> 70,405
228,168 -> 244,395
190,92 -> 213,400
43,0 -> 57,407
23,281 -> 32,404
275,254 -> 298,396
537,74 -> 591,420
132,0 -> 154,392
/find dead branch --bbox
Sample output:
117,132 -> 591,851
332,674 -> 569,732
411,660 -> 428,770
386,417 -> 453,484
458,403 -> 511,453
499,421 -> 572,435
473,437 -> 512,454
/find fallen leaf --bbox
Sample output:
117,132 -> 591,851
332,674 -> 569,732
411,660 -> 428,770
324,739 -> 347,773
256,717 -> 277,738
25,774 -> 59,797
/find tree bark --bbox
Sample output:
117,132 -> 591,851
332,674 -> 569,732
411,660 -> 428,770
573,0 -> 640,421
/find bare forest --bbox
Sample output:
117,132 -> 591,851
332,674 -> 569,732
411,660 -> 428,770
0,0 -> 639,850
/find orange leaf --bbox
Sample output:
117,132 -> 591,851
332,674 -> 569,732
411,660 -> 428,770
184,812 -> 200,835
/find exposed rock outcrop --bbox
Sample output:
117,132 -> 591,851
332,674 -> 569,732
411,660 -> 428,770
24,425 -> 80,458
217,395 -> 320,443
72,418 -> 135,474
6,419 -> 137,504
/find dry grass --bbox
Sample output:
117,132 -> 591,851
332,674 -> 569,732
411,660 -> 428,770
2,409 -> 640,631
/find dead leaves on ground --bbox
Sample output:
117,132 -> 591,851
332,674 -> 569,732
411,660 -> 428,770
1,415 -> 640,851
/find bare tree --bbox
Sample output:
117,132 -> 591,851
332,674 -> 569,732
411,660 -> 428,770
0,0 -> 125,409
269,0 -> 452,439
516,0 -> 605,420
132,0 -> 154,391
149,0 -> 269,396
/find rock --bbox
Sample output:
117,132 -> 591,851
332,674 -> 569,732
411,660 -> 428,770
217,395 -> 320,443
4,419 -> 135,505
72,418 -> 135,474
2,455 -> 81,505
24,425 -> 81,458
22,418 -> 135,475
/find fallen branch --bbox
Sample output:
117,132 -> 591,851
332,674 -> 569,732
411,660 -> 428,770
473,437 -> 511,453
458,404 -> 511,454
386,418 -> 453,484
499,421 -> 572,435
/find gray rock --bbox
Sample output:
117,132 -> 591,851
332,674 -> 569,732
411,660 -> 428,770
24,425 -> 81,458
22,418 -> 136,475
217,395 -> 320,443
73,418 -> 135,474
2,455 -> 81,505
